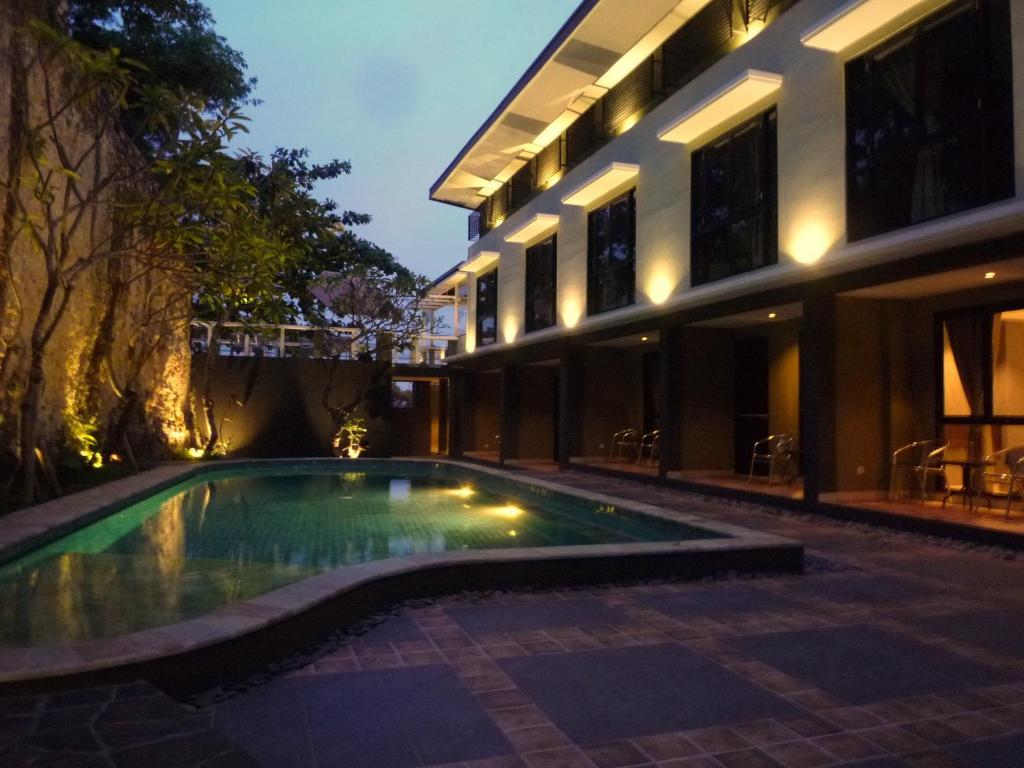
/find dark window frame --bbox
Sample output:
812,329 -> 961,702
845,0 -> 1015,242
524,235 -> 557,334
475,268 -> 498,347
690,108 -> 778,287
587,189 -> 636,316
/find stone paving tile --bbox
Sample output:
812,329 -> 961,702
6,470 -> 1024,767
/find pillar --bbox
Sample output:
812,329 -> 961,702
499,364 -> 520,464
658,326 -> 684,477
801,292 -> 838,502
557,345 -> 584,469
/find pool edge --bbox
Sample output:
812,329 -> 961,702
0,458 -> 804,693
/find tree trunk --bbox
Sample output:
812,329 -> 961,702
200,316 -> 226,456
17,276 -> 64,505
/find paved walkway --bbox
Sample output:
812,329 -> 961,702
3,471 -> 1024,767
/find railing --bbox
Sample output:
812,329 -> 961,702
189,321 -> 458,366
467,0 -> 799,239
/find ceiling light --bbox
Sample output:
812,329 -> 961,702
641,336 -> 649,342
768,312 -> 777,319
984,271 -> 996,279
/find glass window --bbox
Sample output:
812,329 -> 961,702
941,305 -> 1024,463
691,109 -> 778,287
845,0 -> 1014,242
391,381 -> 414,409
525,235 -> 557,333
587,190 -> 635,315
475,268 -> 498,347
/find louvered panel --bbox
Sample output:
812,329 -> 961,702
603,56 -> 654,133
489,184 -> 508,226
565,104 -> 603,168
662,0 -> 733,89
535,139 -> 563,189
468,210 -> 481,241
508,162 -> 534,210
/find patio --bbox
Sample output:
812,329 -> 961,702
3,470 -> 1023,768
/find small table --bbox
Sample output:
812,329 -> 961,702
942,459 -> 994,510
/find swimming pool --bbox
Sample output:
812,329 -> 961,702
0,461 -> 719,647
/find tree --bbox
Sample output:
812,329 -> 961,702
312,267 -> 429,456
0,21 -> 276,502
62,0 -> 255,133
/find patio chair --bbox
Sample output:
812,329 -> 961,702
972,446 -> 1024,518
609,429 -> 640,462
636,429 -> 661,466
888,440 -> 947,501
748,434 -> 795,485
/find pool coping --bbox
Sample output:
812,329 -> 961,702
0,458 -> 802,688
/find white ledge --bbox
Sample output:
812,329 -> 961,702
461,251 -> 499,273
504,213 -> 559,244
801,0 -> 953,53
562,162 -> 640,207
657,70 -> 783,145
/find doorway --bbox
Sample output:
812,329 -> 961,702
734,337 -> 769,474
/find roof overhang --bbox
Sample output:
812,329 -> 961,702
430,0 -> 716,209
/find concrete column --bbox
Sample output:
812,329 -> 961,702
499,364 -> 520,464
658,326 -> 684,477
801,292 -> 838,502
558,345 -> 584,469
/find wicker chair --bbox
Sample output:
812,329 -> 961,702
888,440 -> 947,501
749,434 -> 795,485
636,429 -> 661,466
972,446 -> 1024,518
609,429 -> 640,462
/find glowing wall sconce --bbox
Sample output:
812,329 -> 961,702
788,222 -> 836,264
658,70 -> 783,146
560,294 -> 584,328
502,317 -> 519,344
644,270 -> 678,305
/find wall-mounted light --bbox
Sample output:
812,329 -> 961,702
984,271 -> 996,280
788,221 -> 835,264
640,336 -> 649,342
561,294 -> 583,329
503,317 -> 519,344
768,312 -> 777,319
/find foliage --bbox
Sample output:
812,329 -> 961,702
62,0 -> 254,139
230,148 -> 413,325
1,21 -> 283,501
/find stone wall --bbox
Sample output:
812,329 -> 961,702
0,2 -> 191,469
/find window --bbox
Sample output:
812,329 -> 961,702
587,190 -> 635,315
524,236 -> 557,333
475,268 -> 498,347
691,109 -> 777,287
391,381 -> 414,409
845,0 -> 1014,242
940,305 -> 1024,459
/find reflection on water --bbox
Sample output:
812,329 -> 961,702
0,471 -> 700,647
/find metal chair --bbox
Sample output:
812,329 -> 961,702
749,434 -> 795,485
609,429 -> 640,462
636,429 -> 661,466
889,440 -> 947,501
973,446 -> 1024,518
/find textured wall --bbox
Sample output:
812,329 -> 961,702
190,356 -> 388,458
0,3 -> 190,465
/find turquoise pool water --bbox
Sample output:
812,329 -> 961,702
0,462 -> 718,647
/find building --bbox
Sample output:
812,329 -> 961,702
428,0 -> 1024,529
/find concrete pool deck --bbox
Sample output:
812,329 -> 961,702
0,459 -> 800,689
2,470 -> 1024,767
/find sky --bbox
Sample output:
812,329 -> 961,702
203,0 -> 580,280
